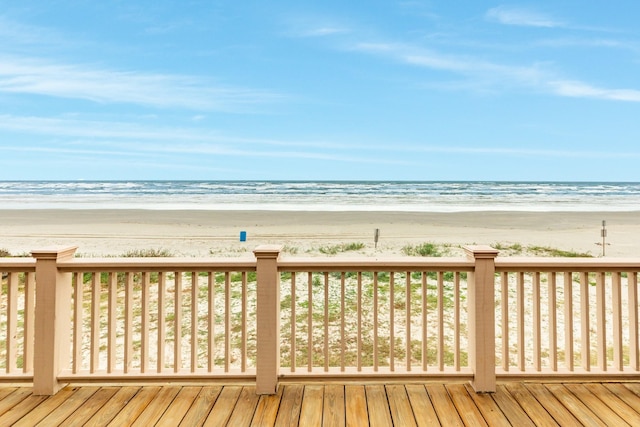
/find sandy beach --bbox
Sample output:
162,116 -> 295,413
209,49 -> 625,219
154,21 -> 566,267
0,209 -> 638,258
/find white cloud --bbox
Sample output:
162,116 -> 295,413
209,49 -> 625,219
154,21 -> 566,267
548,80 -> 640,102
485,6 -> 563,28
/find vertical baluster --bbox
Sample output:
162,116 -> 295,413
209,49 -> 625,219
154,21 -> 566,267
612,272 -> 622,371
290,273 -> 296,372
341,272 -> 346,372
23,272 -> 35,374
517,272 -> 525,371
437,272 -> 444,372
389,273 -> 395,371
373,271 -> 379,371
324,272 -> 329,372
90,273 -> 101,373
207,272 -> 214,373
141,272 -> 150,373
629,272 -> 639,371
580,272 -> 590,371
107,272 -> 117,373
224,272 -> 231,373
72,273 -> 84,374
307,272 -> 313,372
191,272 -> 198,373
596,272 -> 606,371
123,273 -> 133,374
241,271 -> 247,372
6,273 -> 18,373
564,272 -> 573,371
357,272 -> 362,372
405,272 -> 411,372
501,272 -> 509,372
533,272 -> 541,372
157,272 -> 166,373
174,272 -> 182,373
454,272 -> 460,372
422,272 -> 427,372
548,272 -> 557,372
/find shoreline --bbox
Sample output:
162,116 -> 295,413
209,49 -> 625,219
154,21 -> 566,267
0,209 -> 638,258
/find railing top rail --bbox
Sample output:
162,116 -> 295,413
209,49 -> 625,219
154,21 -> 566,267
495,256 -> 640,272
0,257 -> 36,272
277,256 -> 475,272
57,257 -> 257,273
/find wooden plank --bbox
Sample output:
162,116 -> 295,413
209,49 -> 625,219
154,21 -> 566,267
564,384 -> 630,426
623,382 -> 640,398
365,384 -> 392,426
405,384 -> 439,426
12,386 -> 78,426
155,386 -> 202,426
299,385 -> 324,426
226,386 -> 260,427
464,384 -> 511,427
584,384 -> 640,425
59,387 -> 119,427
0,388 -> 31,417
426,384 -> 463,426
491,385 -> 535,427
130,386 -> 181,426
107,386 -> 161,426
180,386 -> 222,427
504,383 -> 558,426
604,383 -> 640,414
445,383 -> 487,427
523,383 -> 581,426
545,384 -> 607,427
251,385 -> 283,426
34,387 -> 99,426
323,384 -> 345,426
345,385 -> 368,427
0,393 -> 47,426
84,386 -> 141,426
385,385 -> 417,427
274,384 -> 304,427
204,386 -> 242,426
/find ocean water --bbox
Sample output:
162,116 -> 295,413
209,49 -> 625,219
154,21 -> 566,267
0,181 -> 639,212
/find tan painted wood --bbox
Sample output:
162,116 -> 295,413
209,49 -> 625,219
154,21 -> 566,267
35,386 -> 100,426
605,383 -> 640,414
583,383 -> 640,425
365,385 -> 392,426
523,383 -> 581,426
274,384 -> 304,427
58,386 -> 119,427
503,382 -> 558,426
155,386 -> 202,426
107,272 -> 117,373
445,383 -> 487,427
84,386 -> 141,426
180,386 -> 222,427
426,383 -> 463,426
437,272 -> 444,371
612,273 -> 623,371
140,272 -> 150,373
157,272 -> 166,373
548,272 -> 557,371
345,385 -> 368,427
564,383 -> 630,426
226,386 -> 260,426
463,383 -> 511,427
23,272 -> 35,374
373,273 -> 379,371
324,384 -> 345,426
629,273 -> 639,371
299,384 -> 324,426
491,385 -> 535,427
11,386 -> 76,426
174,272 -> 183,373
405,384 -> 439,426
595,273 -> 607,371
386,384 -> 417,427
500,272 -> 509,372
191,272 -> 199,373
203,385 -> 242,426
207,272 -> 215,372
130,385 -> 181,426
563,272 -> 574,371
389,274 -> 395,371
90,273 -> 100,373
124,272 -> 133,374
545,384 -> 607,427
106,386 -> 161,426
250,385 -> 283,426
6,273 -> 19,373
580,272 -> 591,371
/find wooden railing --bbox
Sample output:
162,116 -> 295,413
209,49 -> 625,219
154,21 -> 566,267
0,245 -> 639,396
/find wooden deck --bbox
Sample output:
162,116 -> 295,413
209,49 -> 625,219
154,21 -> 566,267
0,381 -> 640,426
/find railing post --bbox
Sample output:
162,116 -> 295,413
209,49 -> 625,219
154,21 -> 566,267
31,246 -> 78,395
465,245 -> 499,393
254,245 -> 282,394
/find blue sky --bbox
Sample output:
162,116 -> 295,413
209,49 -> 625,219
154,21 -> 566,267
1,1 -> 640,181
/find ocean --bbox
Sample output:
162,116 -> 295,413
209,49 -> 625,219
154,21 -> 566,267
0,181 -> 639,212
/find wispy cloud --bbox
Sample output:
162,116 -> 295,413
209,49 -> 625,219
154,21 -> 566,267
0,55 -> 283,111
485,6 -> 563,28
548,80 -> 640,102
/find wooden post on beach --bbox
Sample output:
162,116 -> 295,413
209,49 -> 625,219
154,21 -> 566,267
465,245 -> 499,393
32,246 -> 77,395
254,245 -> 282,394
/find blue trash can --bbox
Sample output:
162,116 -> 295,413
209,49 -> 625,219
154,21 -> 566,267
240,231 -> 247,242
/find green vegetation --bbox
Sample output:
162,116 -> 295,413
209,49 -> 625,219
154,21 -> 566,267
492,242 -> 592,257
402,242 -> 442,257
121,248 -> 174,257
317,242 -> 365,255
0,248 -> 11,257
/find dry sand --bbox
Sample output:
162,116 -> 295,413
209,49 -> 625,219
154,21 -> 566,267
0,209 -> 638,258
